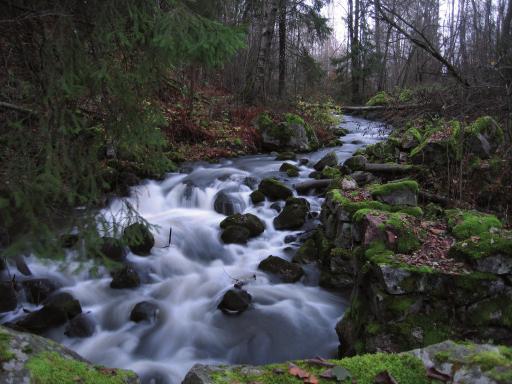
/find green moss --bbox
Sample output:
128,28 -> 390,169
467,116 -> 504,143
257,112 -> 274,130
385,212 -> 421,254
366,322 -> 381,335
396,206 -> 423,218
284,113 -> 305,127
26,352 -> 136,384
0,329 -> 14,364
466,295 -> 512,328
434,351 -> 451,364
370,180 -> 419,198
366,91 -> 392,106
321,166 -> 341,179
446,209 -> 502,240
293,238 -> 318,264
448,231 -> 512,261
286,168 -> 299,177
389,296 -> 416,313
365,241 -> 395,264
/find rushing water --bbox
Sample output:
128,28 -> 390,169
1,115 -> 386,384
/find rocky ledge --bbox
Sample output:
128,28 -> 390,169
182,341 -> 512,384
0,325 -> 138,384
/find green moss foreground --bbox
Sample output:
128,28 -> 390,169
185,341 -> 512,384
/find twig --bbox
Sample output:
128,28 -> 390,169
0,101 -> 37,115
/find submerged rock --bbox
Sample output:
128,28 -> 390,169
22,279 -> 58,305
15,292 -> 82,334
249,190 -> 265,204
275,152 -> 297,161
218,289 -> 252,314
258,256 -> 304,283
110,266 -> 141,289
122,223 -> 155,256
130,301 -> 160,323
64,313 -> 96,338
313,151 -> 338,171
213,191 -> 245,216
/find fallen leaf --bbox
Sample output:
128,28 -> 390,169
288,364 -> 310,379
304,375 -> 319,384
374,371 -> 398,384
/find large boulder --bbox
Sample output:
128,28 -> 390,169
258,256 -> 304,283
313,151 -> 338,171
122,223 -> 154,256
99,236 -> 127,262
258,178 -> 293,201
213,191 -> 245,216
371,180 -> 419,206
130,301 -> 160,323
14,292 -> 82,334
0,325 -> 139,383
249,190 -> 265,204
218,289 -> 252,314
273,198 -> 310,230
110,266 -> 141,289
0,281 -> 18,313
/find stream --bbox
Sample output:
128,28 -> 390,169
1,115 -> 386,384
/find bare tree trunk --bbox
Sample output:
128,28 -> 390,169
278,0 -> 287,98
254,0 -> 279,103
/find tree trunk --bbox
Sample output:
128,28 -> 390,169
278,0 -> 287,98
254,0 -> 279,103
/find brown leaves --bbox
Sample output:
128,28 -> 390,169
288,363 -> 319,384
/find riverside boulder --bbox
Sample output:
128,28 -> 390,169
370,180 -> 419,206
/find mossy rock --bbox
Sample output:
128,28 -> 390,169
220,213 -> 265,237
122,223 -> 154,256
313,151 -> 338,171
221,226 -> 251,245
366,91 -> 392,106
258,178 -> 293,201
273,198 -> 310,230
445,209 -> 502,240
448,231 -> 512,274
321,166 -> 341,179
250,190 -> 265,204
370,180 -> 419,207
293,238 -> 318,264
279,162 -> 299,173
343,155 -> 368,171
0,326 -> 138,383
258,255 -> 304,283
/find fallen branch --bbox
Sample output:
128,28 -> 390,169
0,101 -> 37,115
364,163 -> 417,173
294,179 -> 331,194
418,190 -> 457,207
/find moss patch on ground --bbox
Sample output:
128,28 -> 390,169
448,231 -> 512,261
0,329 -> 14,364
446,209 -> 502,240
26,352 -> 137,384
370,180 -> 419,198
211,353 -> 432,384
